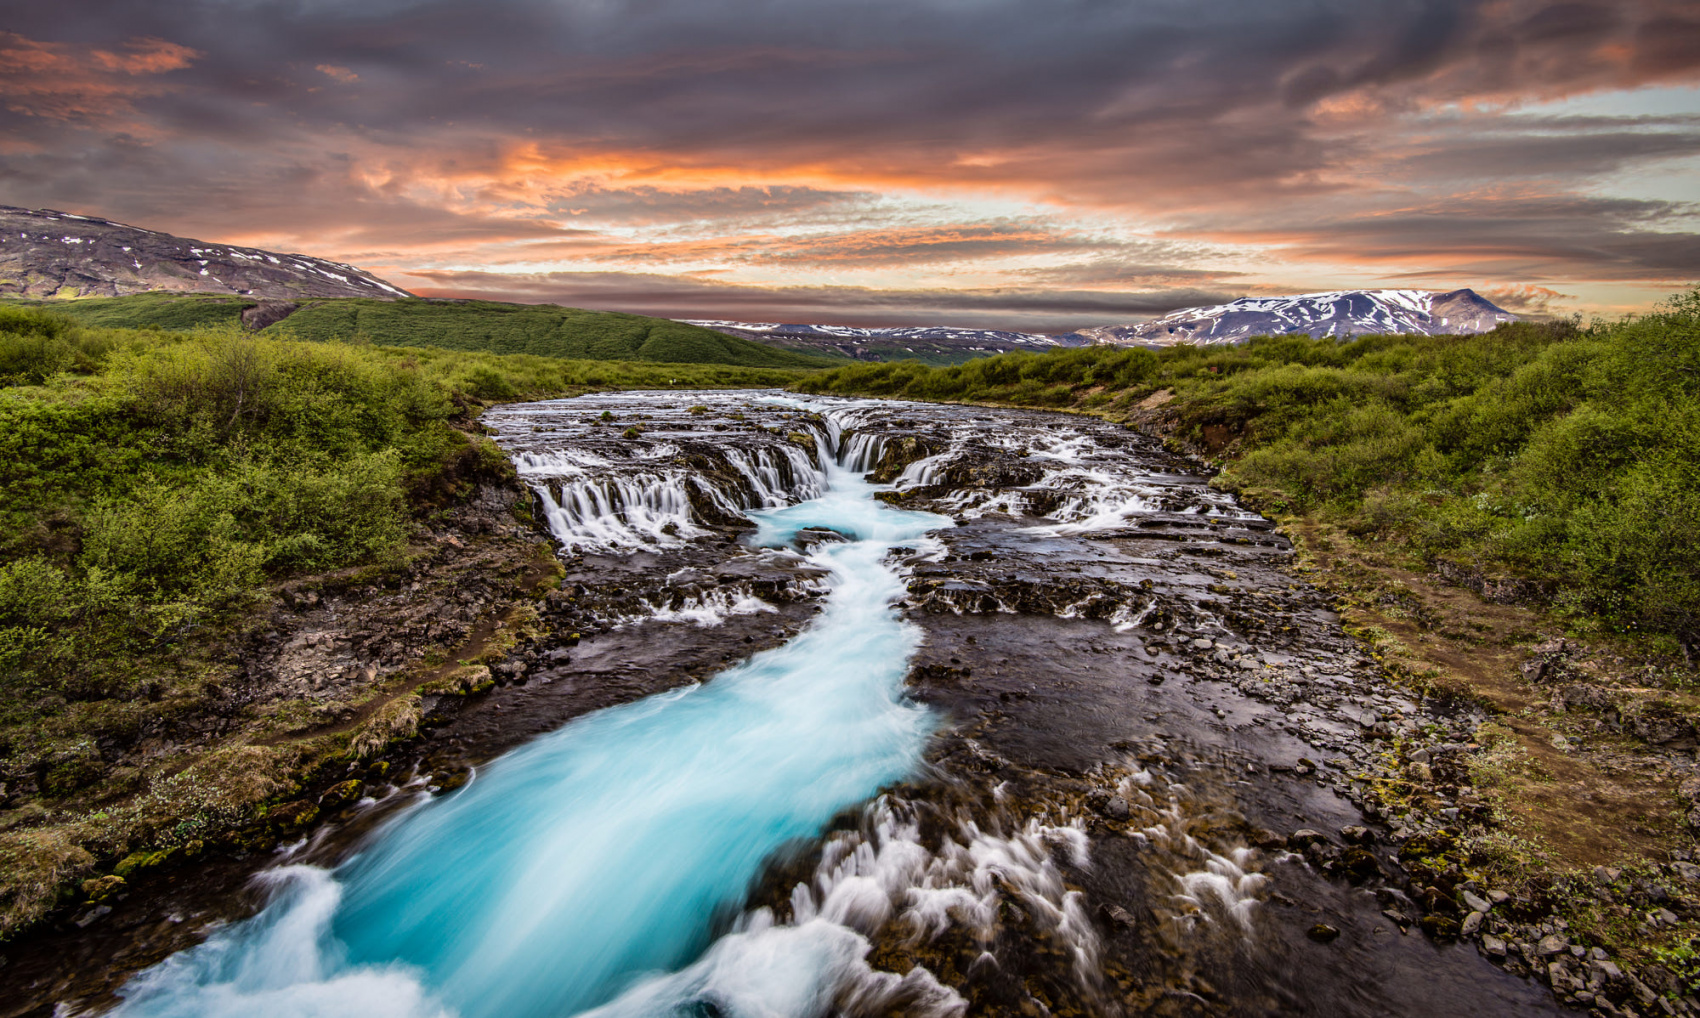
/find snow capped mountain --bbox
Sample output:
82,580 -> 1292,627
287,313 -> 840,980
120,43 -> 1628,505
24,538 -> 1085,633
1079,289 -> 1517,347
687,290 -> 1514,364
685,320 -> 1083,364
0,206 -> 413,301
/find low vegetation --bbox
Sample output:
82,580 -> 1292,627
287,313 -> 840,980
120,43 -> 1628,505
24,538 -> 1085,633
0,306 -> 812,936
797,289 -> 1700,654
800,290 -> 1700,990
0,292 -> 839,369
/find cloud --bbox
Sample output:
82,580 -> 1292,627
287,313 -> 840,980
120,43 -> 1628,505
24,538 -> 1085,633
0,31 -> 201,124
1478,284 -> 1576,316
1,1 -> 1698,321
92,37 -> 200,75
1204,192 -> 1700,281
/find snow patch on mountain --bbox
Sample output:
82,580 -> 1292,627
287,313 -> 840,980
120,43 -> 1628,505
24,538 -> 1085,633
1080,289 -> 1517,346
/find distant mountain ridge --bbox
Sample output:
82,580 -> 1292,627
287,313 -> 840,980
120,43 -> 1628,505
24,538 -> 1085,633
0,205 -> 413,301
1078,289 -> 1517,346
692,289 -> 1516,365
685,320 -> 1084,366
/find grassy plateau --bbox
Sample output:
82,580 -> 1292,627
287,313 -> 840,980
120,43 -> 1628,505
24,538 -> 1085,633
0,292 -> 840,370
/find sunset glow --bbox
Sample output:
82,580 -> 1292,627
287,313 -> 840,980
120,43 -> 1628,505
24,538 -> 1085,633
5,2 -> 1698,328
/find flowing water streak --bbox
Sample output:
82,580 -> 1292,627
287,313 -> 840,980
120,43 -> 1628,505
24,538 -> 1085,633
112,429 -> 950,1018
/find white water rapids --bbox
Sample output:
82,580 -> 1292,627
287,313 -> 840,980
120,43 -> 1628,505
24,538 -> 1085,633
109,434 -> 951,1018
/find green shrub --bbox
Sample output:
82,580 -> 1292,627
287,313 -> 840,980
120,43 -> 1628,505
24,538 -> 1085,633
797,290 -> 1700,645
0,306 -> 118,385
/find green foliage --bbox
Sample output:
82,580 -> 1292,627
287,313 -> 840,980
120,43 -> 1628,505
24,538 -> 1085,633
797,291 -> 1700,644
1,292 -> 253,332
259,298 -> 835,368
0,312 -> 811,710
0,306 -> 119,385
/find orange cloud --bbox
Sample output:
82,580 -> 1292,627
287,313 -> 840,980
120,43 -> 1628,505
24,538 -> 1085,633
0,31 -> 200,123
92,38 -> 200,75
316,64 -> 359,84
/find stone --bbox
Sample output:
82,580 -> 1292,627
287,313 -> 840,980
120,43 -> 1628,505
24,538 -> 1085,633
1104,796 -> 1131,821
1307,923 -> 1341,943
318,779 -> 364,809
80,875 -> 125,901
1461,890 -> 1491,913
1537,934 -> 1569,956
1671,861 -> 1700,882
1340,825 -> 1372,844
1288,829 -> 1328,848
1594,865 -> 1622,884
1341,847 -> 1380,881
1488,889 -> 1511,904
1548,962 -> 1585,994
1482,934 -> 1507,957
1461,911 -> 1484,936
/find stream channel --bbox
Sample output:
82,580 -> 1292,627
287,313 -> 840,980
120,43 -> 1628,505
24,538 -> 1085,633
95,391 -> 1565,1017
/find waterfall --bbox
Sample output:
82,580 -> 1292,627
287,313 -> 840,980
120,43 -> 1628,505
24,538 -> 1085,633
523,430 -> 829,553
534,472 -> 706,550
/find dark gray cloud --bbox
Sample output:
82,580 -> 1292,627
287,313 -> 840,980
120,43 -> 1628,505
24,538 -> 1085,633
9,2 -> 1698,199
1216,194 -> 1700,281
1385,116 -> 1700,181
1,0 -> 1697,323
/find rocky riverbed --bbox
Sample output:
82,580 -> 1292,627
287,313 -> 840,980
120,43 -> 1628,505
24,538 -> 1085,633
5,389 -> 1683,1017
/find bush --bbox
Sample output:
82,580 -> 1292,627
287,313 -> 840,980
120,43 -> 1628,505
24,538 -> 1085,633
0,305 -> 117,385
797,290 -> 1700,645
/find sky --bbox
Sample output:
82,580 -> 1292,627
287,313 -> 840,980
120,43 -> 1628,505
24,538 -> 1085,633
3,0 -> 1698,331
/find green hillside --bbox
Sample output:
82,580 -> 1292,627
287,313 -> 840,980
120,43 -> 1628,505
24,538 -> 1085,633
0,293 -> 840,369
0,291 -> 256,331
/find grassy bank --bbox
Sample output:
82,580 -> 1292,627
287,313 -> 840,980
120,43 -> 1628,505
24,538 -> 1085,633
0,306 -> 812,936
797,290 -> 1700,987
797,290 -> 1700,652
0,292 -> 840,369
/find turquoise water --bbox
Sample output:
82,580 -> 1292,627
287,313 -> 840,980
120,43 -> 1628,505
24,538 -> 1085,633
113,454 -> 947,1018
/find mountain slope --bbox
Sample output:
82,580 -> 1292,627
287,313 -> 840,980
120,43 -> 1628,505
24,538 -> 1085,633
1080,289 -> 1517,346
688,320 -> 1081,365
0,291 -> 837,369
0,206 -> 412,301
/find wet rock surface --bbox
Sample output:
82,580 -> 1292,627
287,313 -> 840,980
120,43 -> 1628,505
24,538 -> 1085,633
0,391 -> 1593,1016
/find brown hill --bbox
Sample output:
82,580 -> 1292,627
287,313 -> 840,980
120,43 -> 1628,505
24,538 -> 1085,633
0,206 -> 412,301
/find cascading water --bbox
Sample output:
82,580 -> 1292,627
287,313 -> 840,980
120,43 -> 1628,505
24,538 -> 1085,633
109,415 -> 949,1018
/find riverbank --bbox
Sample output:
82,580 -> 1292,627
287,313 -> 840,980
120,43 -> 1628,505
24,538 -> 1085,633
791,296 -> 1700,1011
0,308 -> 819,953
3,384 -> 1691,1017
